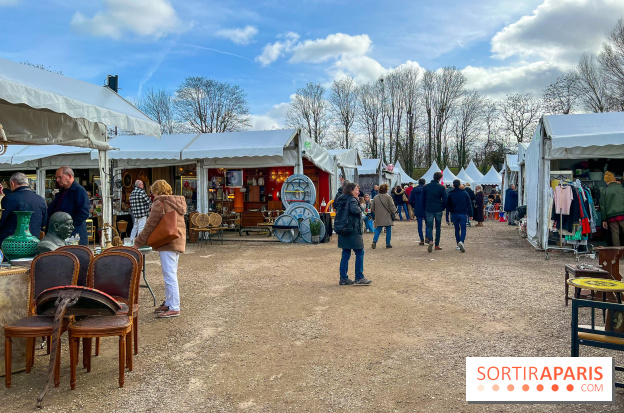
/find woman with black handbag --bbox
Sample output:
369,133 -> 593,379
135,180 -> 187,318
371,183 -> 397,249
334,182 -> 371,285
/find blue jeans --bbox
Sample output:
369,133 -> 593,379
416,216 -> 425,242
445,208 -> 450,223
451,213 -> 467,244
373,225 -> 392,245
397,204 -> 409,220
425,211 -> 443,246
364,216 -> 374,232
340,249 -> 364,280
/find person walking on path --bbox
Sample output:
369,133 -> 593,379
334,182 -> 372,285
447,180 -> 472,252
405,183 -> 415,220
464,183 -> 476,227
48,166 -> 90,245
422,172 -> 447,252
135,180 -> 187,318
408,178 -> 427,245
474,185 -> 485,227
392,185 -> 409,221
445,184 -> 453,225
600,171 -> 624,246
504,184 -> 519,225
371,183 -> 397,249
370,185 -> 379,199
0,172 -> 47,248
129,179 -> 151,242
362,194 -> 374,233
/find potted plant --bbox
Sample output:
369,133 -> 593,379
310,218 -> 322,244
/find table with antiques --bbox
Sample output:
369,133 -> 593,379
564,264 -> 611,306
0,266 -> 30,377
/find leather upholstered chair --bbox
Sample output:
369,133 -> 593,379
4,251 -> 79,388
102,246 -> 143,356
57,245 -> 94,287
68,252 -> 138,389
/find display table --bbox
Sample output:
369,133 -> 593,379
567,277 -> 624,303
564,264 -> 611,306
0,266 -> 30,376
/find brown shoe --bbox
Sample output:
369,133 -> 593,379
435,246 -> 442,251
419,241 -> 425,246
154,304 -> 169,313
157,310 -> 180,318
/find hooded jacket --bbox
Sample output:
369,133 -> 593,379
135,195 -> 187,253
334,194 -> 363,250
392,187 -> 406,205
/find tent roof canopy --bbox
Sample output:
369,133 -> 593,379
95,134 -> 200,161
475,166 -> 502,186
328,148 -> 361,169
465,160 -> 484,180
419,161 -> 441,182
442,166 -> 462,184
456,168 -> 475,184
0,58 -> 160,150
358,158 -> 382,175
505,154 -> 519,172
542,112 -> 624,159
392,161 -> 417,184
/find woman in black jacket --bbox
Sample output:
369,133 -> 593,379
334,182 -> 372,285
392,185 -> 409,221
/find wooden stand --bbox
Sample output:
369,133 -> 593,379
0,267 -> 29,377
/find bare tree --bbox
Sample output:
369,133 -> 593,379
174,77 -> 251,133
329,76 -> 358,149
137,88 -> 177,134
453,90 -> 484,168
395,66 -> 420,175
422,70 -> 435,166
499,93 -> 542,143
599,18 -> 624,108
542,73 -> 579,115
576,53 -> 612,112
285,82 -> 329,145
356,82 -> 383,158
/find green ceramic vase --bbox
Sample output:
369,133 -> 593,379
1,211 -> 40,261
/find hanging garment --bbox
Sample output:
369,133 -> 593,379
554,185 -> 573,215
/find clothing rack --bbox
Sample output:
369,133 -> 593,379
545,176 -> 594,261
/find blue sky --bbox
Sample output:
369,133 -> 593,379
2,0 -> 624,130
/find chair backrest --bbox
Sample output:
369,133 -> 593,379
89,252 -> 138,315
28,251 -> 80,315
57,245 -> 94,287
104,247 -> 144,304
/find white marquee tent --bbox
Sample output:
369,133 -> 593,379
442,166 -> 462,185
475,166 -> 502,186
525,112 -> 624,250
456,167 -> 475,185
465,160 -> 484,181
328,148 -> 361,196
392,160 -> 417,185
419,161 -> 442,182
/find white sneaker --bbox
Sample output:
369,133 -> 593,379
456,245 -> 461,250
458,241 -> 465,253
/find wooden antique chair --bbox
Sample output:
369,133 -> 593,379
4,252 -> 79,388
68,252 -> 138,389
189,213 -> 212,246
57,245 -> 94,287
102,246 -> 143,356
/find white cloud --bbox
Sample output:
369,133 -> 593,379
71,0 -> 185,40
290,33 -> 371,64
0,0 -> 18,6
491,0 -> 624,64
215,25 -> 258,45
256,32 -> 299,66
250,102 -> 289,131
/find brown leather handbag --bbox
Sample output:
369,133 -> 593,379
147,210 -> 179,248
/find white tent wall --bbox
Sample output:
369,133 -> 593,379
501,154 -> 519,206
525,128 -> 542,247
328,149 -> 360,200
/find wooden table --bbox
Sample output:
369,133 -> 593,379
0,266 -> 30,377
567,278 -> 624,303
564,264 -> 611,306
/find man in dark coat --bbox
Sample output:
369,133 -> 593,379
0,172 -> 47,249
409,178 -> 427,245
447,180 -> 472,252
504,184 -> 519,225
422,172 -> 447,252
48,166 -> 90,245
334,182 -> 371,285
464,183 -> 476,227
370,185 -> 379,199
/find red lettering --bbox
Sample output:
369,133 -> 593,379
477,367 -> 485,380
577,367 -> 587,381
487,367 -> 499,380
502,367 -> 511,380
511,366 -> 521,380
595,366 -> 603,380
529,367 -> 538,380
554,366 -> 563,380
563,367 -> 575,380
540,367 -> 552,380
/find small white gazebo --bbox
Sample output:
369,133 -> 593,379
419,161 -> 442,182
442,167 -> 462,185
465,160 -> 484,181
475,166 -> 502,188
456,167 -> 475,185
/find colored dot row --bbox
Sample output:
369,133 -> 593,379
477,384 -> 574,392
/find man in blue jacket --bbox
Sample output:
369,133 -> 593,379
504,184 -> 519,226
0,172 -> 47,249
48,166 -> 90,245
447,180 -> 472,252
422,172 -> 447,252
408,178 -> 427,245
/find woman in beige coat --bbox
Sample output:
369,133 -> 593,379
370,183 -> 397,249
135,180 -> 187,318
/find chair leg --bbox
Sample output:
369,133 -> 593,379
69,337 -> 78,390
25,337 -> 34,373
133,316 -> 138,355
46,336 -> 51,355
118,335 -> 126,388
95,337 -> 100,356
54,339 -> 61,388
5,337 -> 11,388
85,338 -> 92,372
126,331 -> 132,371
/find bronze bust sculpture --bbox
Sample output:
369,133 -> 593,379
36,212 -> 74,255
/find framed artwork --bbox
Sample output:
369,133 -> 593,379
225,169 -> 243,188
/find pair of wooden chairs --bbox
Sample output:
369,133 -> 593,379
4,245 -> 143,390
189,212 -> 227,245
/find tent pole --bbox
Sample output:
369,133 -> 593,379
196,160 -> 207,213
98,149 -> 111,248
36,162 -> 46,198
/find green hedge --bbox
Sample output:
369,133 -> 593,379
411,167 -> 461,180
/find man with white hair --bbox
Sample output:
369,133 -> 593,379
130,179 -> 151,241
0,172 -> 47,249
48,166 -> 90,245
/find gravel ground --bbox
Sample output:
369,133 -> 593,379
3,220 -> 624,412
